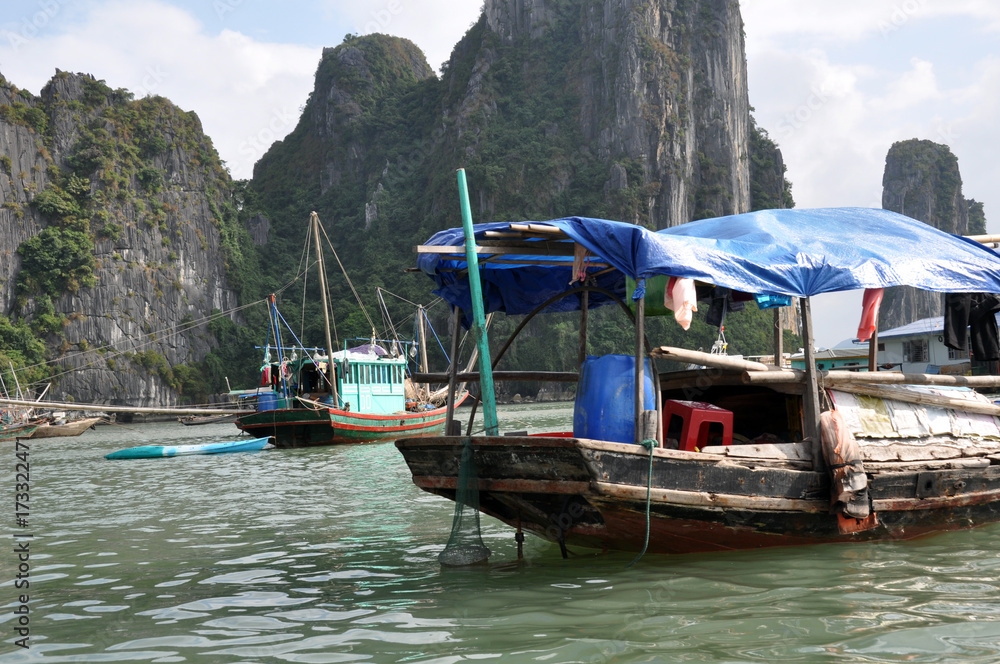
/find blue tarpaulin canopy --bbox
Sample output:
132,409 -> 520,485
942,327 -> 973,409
418,208 -> 1000,317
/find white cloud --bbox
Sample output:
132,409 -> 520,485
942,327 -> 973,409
743,3 -> 1000,345
743,0 -> 1000,47
0,0 -> 320,179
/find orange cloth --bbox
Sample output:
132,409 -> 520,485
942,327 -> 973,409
857,288 -> 884,342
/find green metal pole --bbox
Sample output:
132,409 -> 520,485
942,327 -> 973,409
456,168 -> 499,436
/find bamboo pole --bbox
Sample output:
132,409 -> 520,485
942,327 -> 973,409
0,397 -> 250,416
742,368 -> 1000,388
830,383 -> 1000,417
651,346 -> 771,372
457,169 -> 498,436
579,290 -> 589,369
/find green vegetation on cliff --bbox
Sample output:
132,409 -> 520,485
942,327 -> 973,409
242,27 -> 800,396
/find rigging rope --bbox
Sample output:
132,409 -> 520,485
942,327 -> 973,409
626,438 -> 657,568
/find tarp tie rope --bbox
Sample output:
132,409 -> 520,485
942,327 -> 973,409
632,278 -> 646,301
626,438 -> 657,568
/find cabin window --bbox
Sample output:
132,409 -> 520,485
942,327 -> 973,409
903,340 -> 928,363
948,346 -> 964,360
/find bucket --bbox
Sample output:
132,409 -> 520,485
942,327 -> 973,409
573,354 -> 656,444
257,391 -> 279,411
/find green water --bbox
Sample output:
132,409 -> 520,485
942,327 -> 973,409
4,401 -> 1000,662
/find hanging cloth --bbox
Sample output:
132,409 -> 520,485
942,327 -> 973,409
944,292 -> 1000,361
944,293 -> 970,351
664,277 -> 697,330
570,243 -> 591,284
857,288 -> 884,342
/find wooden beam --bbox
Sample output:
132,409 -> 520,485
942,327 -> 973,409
412,370 -> 580,383
651,346 -> 772,372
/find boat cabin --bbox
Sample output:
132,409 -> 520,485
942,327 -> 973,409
332,347 -> 408,415
258,345 -> 408,415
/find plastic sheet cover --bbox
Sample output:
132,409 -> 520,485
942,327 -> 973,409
418,208 -> 1000,317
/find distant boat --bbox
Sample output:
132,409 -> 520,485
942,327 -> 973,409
105,436 -> 272,460
234,212 -> 468,448
29,416 -> 102,438
0,422 -> 38,441
177,413 -> 243,426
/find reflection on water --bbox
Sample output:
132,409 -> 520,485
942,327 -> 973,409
3,402 -> 1000,662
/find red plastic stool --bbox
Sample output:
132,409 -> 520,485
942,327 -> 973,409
662,399 -> 733,451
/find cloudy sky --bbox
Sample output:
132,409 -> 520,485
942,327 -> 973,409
2,0 -> 998,346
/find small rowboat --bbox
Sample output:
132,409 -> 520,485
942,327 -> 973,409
105,436 -> 272,460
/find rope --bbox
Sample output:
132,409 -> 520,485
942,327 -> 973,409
626,439 -> 657,568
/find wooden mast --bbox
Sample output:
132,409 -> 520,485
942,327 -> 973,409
311,211 -> 338,407
417,304 -> 430,399
445,306 -> 461,435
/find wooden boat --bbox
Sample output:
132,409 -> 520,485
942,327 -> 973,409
0,422 -> 38,441
177,413 -> 241,426
29,416 -> 102,438
234,212 -> 469,448
395,196 -> 1000,556
105,436 -> 272,460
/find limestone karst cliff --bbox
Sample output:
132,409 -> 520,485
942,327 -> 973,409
880,139 -> 988,331
1,0 -> 797,406
0,71 -> 247,408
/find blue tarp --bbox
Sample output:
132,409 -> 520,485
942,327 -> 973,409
418,208 -> 1000,317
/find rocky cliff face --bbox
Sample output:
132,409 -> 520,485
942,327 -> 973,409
0,71 -> 242,407
247,1 -> 791,365
479,0 -> 750,227
880,139 -> 986,330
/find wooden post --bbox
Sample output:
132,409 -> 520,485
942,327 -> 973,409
634,284 -> 645,444
773,308 -> 783,367
800,297 -> 821,445
417,304 -> 430,398
456,169 -> 499,436
445,306 -> 461,436
868,327 -> 879,372
579,290 -> 589,369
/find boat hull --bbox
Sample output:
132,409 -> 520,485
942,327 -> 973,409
395,436 -> 1000,554
1,423 -> 38,441
235,394 -> 464,448
105,436 -> 272,459
29,416 -> 102,438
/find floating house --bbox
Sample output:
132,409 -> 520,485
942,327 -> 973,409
875,316 -> 974,375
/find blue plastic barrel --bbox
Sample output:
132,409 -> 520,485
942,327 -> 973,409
257,391 -> 278,411
573,355 -> 656,444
